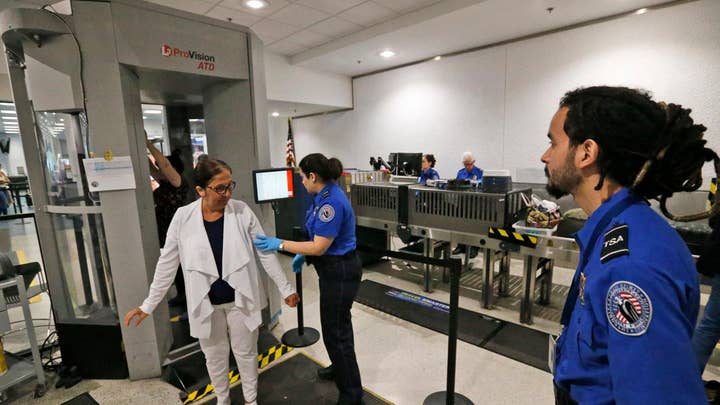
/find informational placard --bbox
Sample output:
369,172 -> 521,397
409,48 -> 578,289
253,168 -> 294,203
83,156 -> 137,192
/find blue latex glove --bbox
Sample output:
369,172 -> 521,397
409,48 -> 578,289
292,254 -> 305,273
253,235 -> 282,252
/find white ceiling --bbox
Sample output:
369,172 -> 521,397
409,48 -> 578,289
145,0 -> 677,76
146,0 -> 444,56
0,0 -> 687,78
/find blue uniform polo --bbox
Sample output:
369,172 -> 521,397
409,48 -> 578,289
554,187 -> 705,404
418,168 -> 440,184
456,166 -> 483,181
304,182 -> 356,255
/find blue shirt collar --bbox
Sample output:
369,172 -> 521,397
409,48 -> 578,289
314,182 -> 335,205
575,187 -> 637,247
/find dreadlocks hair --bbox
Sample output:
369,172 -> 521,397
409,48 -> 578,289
559,86 -> 717,204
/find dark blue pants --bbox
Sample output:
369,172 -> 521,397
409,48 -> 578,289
314,252 -> 363,403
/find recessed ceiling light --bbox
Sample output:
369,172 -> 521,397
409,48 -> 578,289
433,56 -> 442,61
635,8 -> 648,15
245,0 -> 268,9
0,110 -> 15,114
144,110 -> 162,114
271,112 -> 280,117
379,50 -> 395,58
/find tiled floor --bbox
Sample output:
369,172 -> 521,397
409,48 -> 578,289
6,252 -> 720,404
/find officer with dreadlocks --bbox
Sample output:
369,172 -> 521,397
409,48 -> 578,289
542,86 -> 718,405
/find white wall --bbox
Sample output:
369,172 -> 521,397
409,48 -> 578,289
265,51 -> 352,108
271,0 -> 720,184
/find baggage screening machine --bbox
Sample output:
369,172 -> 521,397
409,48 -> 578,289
0,0 -> 280,379
352,182 -> 579,325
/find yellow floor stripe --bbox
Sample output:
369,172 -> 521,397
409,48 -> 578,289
181,343 -> 293,404
295,352 -> 396,405
16,250 -> 27,264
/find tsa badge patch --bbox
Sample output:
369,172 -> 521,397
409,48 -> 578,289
318,204 -> 335,223
605,281 -> 652,336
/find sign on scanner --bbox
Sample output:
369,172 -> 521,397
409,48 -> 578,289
82,156 -> 136,192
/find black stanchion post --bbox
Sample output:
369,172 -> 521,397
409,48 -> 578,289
281,271 -> 319,347
424,257 -> 474,405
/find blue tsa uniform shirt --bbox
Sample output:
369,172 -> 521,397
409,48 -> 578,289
418,168 -> 440,184
304,182 -> 356,255
554,187 -> 705,404
456,166 -> 483,181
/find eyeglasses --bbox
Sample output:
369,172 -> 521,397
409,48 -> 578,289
207,181 -> 236,195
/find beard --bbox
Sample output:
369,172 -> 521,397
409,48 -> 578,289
545,154 -> 582,199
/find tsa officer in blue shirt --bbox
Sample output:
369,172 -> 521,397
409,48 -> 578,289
456,151 -> 483,181
418,153 -> 440,184
542,86 -> 711,405
254,154 -> 364,405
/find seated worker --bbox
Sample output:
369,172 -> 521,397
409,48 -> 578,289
453,152 -> 483,257
456,151 -> 483,181
418,154 -> 440,184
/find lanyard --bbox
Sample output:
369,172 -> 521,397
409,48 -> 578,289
559,194 -> 638,327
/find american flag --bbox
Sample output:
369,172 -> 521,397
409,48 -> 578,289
286,118 -> 296,167
615,292 -> 642,324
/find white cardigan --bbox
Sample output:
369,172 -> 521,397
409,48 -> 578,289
140,198 -> 295,339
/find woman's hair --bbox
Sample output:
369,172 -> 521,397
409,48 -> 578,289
559,86 -> 716,201
193,158 -> 232,188
423,154 -> 437,168
299,153 -> 343,182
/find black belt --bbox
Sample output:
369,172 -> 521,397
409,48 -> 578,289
554,383 -> 578,405
308,250 -> 357,265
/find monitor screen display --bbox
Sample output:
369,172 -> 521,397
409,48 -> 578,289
252,168 -> 295,203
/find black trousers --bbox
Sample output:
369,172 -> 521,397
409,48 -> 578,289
313,252 -> 363,403
554,383 -> 579,405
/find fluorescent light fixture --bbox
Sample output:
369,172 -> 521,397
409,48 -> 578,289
379,50 -> 395,58
2,116 -> 17,121
142,116 -> 147,119
271,112 -> 280,117
245,0 -> 268,9
0,103 -> 13,107
433,56 -> 442,61
189,119 -> 204,122
144,110 -> 162,114
635,8 -> 648,14
0,110 -> 15,114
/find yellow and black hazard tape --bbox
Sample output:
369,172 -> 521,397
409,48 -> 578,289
710,178 -> 717,201
488,227 -> 538,248
180,343 -> 293,404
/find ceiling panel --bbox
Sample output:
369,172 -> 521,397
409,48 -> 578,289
338,1 -> 399,27
380,0 -> 442,13
289,29 -> 333,48
268,3 -> 331,28
251,18 -> 301,42
295,0 -> 367,15
205,5 -> 264,26
307,16 -> 364,37
218,0 -> 290,17
266,40 -> 309,55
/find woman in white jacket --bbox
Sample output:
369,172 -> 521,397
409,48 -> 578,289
125,158 -> 299,405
